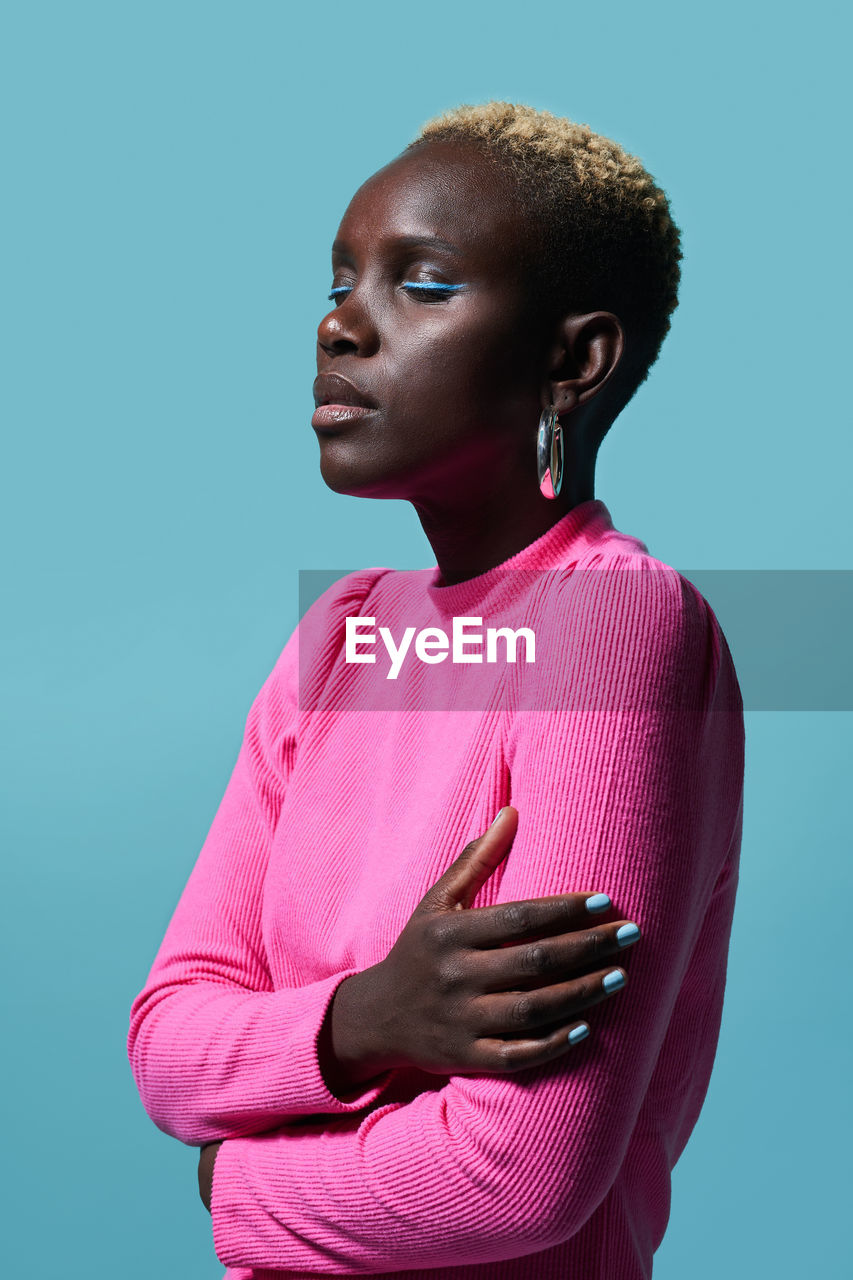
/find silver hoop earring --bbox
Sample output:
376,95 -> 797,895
536,405 -> 563,500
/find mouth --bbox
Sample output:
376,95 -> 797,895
313,373 -> 378,410
311,373 -> 379,432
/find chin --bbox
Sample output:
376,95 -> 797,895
317,441 -> 413,500
318,459 -> 397,500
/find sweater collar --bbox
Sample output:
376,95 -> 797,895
424,499 -> 614,617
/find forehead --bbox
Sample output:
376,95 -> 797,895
334,140 -> 528,266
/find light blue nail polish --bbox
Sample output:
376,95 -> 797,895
568,1024 -> 590,1045
616,923 -> 641,948
603,970 -> 625,992
490,808 -> 505,826
585,893 -> 611,914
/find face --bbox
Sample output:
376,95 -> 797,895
312,140 -> 550,509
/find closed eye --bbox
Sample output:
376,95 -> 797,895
402,282 -> 466,300
326,282 -> 467,304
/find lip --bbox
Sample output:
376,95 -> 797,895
313,372 -> 378,411
311,402 -> 376,430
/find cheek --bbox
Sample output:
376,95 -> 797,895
390,308 -> 535,426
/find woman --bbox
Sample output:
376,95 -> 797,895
128,102 -> 744,1278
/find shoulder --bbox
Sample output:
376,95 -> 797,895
297,567 -> 395,646
575,530 -> 715,649
292,566 -> 404,711
540,533 -> 735,715
249,568 -> 394,727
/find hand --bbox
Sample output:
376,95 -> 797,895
333,806 -> 641,1080
197,1140 -> 223,1213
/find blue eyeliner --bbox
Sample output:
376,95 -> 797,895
402,282 -> 466,292
327,282 -> 467,301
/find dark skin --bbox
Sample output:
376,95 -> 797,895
310,139 -> 625,584
198,139 -> 638,1213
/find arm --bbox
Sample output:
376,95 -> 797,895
127,575 -> 396,1146
207,560 -> 745,1272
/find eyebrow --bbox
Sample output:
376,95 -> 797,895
332,233 -> 464,259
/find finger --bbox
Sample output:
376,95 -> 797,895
465,1019 -> 594,1075
446,890 -> 616,950
422,806 -> 519,914
471,965 -> 628,1037
467,919 -> 641,992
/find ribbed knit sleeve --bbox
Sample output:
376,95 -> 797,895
207,557 -> 745,1272
127,574 -> 396,1146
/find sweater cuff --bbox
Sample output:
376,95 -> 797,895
275,968 -> 395,1115
210,1137 -> 248,1268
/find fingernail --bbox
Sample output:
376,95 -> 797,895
602,969 -> 625,992
568,1023 -> 590,1045
616,923 -> 641,948
585,893 -> 611,914
490,808 -> 505,826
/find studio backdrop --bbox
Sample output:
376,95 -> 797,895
2,2 -> 850,1276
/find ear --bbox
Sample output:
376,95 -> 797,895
543,312 -> 625,414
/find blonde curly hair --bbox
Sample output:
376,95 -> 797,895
408,102 -> 682,418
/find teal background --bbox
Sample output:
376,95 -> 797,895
2,1 -> 850,1274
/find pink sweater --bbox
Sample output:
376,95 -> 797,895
127,499 -> 744,1279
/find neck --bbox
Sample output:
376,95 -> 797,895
413,467 -> 595,587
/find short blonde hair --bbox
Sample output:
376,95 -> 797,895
408,102 -> 682,418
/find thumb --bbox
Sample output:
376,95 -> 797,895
422,806 -> 518,914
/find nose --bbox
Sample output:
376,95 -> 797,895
317,289 -> 380,358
